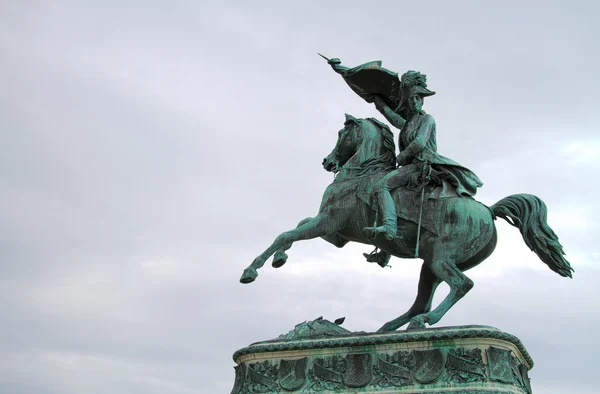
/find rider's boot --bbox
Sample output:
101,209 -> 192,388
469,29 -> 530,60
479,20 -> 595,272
363,249 -> 392,268
364,190 -> 397,241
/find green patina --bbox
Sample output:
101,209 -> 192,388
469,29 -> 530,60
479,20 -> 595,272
234,322 -> 533,369
232,321 -> 533,394
239,56 -> 573,333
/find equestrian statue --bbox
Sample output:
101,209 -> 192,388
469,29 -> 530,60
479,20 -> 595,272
239,56 -> 573,332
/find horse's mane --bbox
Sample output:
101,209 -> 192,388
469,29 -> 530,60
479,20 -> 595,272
352,117 -> 396,177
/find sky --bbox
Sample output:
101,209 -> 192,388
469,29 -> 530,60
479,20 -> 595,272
0,1 -> 598,393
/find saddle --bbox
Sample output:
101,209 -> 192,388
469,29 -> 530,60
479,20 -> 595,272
356,172 -> 463,236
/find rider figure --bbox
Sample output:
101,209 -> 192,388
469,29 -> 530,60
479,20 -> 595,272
364,70 -> 483,240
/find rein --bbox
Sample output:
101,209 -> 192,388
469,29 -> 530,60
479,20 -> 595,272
332,166 -> 393,183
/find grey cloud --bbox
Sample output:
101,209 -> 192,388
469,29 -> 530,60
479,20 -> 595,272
0,1 -> 598,393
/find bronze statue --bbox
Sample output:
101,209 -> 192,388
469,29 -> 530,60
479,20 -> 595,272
239,56 -> 573,332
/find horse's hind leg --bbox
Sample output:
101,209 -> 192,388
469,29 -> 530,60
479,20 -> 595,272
378,263 -> 441,332
408,256 -> 474,328
241,212 -> 339,283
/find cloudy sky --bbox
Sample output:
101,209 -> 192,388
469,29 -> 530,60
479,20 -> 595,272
1,1 -> 598,393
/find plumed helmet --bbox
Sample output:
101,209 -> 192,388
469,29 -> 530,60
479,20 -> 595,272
396,70 -> 435,111
400,70 -> 436,97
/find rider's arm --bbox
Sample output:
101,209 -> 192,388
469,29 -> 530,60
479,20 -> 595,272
397,115 -> 434,165
373,97 -> 406,129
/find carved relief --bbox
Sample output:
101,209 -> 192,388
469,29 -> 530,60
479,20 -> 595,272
445,348 -> 486,383
233,334 -> 533,393
487,346 -> 515,385
412,349 -> 444,383
231,363 -> 246,394
510,356 -> 532,394
278,358 -> 308,391
372,350 -> 413,388
243,360 -> 279,393
306,355 -> 346,392
305,353 -> 373,391
344,353 -> 372,388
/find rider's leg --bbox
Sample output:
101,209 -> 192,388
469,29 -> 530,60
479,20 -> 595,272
364,166 -> 413,240
366,184 -> 397,240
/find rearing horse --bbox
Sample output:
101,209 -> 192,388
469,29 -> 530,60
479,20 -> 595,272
240,115 -> 573,331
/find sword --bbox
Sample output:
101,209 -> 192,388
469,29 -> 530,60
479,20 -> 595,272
318,53 -> 342,66
317,53 -> 329,61
415,161 -> 430,258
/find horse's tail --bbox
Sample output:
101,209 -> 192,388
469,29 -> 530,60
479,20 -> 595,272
491,194 -> 574,278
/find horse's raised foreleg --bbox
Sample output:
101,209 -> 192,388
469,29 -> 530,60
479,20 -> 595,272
272,217 -> 349,269
272,217 -> 311,269
408,257 -> 474,328
378,263 -> 441,332
240,212 -> 339,284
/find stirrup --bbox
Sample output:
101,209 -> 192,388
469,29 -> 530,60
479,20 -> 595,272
363,249 -> 392,268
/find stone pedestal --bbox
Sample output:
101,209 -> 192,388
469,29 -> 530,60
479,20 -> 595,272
231,319 -> 533,393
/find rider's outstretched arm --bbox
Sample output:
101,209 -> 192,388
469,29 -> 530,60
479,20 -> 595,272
373,96 -> 406,129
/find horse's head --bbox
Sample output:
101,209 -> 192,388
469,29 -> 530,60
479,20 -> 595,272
323,115 -> 396,177
322,115 -> 360,173
322,150 -> 339,173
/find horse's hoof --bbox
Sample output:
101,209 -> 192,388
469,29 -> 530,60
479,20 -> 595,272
272,252 -> 288,268
240,267 -> 258,284
407,319 -> 426,331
